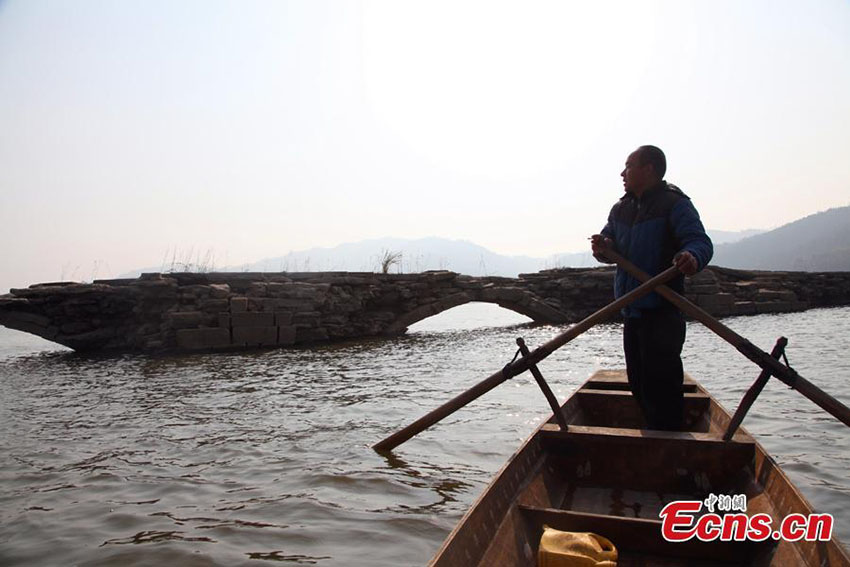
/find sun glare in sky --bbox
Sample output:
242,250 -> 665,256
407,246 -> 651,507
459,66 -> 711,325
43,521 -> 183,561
363,2 -> 657,179
0,0 -> 848,292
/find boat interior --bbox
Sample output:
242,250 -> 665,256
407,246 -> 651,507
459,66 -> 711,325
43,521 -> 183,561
434,370 -> 847,567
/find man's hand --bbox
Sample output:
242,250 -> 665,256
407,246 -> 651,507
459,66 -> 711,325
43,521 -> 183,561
591,234 -> 613,262
673,251 -> 699,275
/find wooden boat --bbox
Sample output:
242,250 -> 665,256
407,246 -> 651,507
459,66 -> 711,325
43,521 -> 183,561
429,370 -> 850,566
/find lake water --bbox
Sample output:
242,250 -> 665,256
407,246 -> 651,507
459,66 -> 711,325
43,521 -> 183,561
1,304 -> 849,566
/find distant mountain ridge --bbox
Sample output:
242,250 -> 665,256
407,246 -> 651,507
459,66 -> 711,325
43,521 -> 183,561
119,237 -> 605,278
117,209 -> 849,279
237,237 -> 559,276
707,228 -> 765,245
231,227 -> 776,277
711,206 -> 850,271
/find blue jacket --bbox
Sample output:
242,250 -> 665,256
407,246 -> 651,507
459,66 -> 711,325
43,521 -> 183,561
600,181 -> 713,317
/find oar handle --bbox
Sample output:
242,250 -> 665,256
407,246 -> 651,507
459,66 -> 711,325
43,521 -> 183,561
373,263 -> 681,452
603,249 -> 850,430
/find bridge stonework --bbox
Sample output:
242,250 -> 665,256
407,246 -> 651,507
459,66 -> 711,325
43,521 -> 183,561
1,267 -> 849,353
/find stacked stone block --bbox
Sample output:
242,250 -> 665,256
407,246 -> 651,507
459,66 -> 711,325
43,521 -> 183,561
2,266 -> 850,353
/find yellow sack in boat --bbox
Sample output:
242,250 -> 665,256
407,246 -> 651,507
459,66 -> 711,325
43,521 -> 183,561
538,526 -> 617,567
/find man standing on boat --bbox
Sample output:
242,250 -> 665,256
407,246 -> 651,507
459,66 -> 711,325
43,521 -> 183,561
591,145 -> 713,430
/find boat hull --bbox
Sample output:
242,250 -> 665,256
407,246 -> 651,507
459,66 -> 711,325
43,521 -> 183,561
430,370 -> 850,566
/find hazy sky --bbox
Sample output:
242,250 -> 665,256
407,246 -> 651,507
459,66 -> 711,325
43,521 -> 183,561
1,0 -> 849,293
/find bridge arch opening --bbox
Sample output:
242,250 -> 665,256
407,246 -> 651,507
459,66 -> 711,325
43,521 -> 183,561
0,326 -> 72,356
385,287 -> 567,335
407,302 -> 533,334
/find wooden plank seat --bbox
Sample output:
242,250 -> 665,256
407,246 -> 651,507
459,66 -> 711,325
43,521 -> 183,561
564,389 -> 710,430
583,380 -> 700,394
582,369 -> 699,394
540,424 -> 756,495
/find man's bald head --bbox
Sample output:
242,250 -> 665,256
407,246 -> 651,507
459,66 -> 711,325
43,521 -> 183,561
621,145 -> 667,197
635,145 -> 666,180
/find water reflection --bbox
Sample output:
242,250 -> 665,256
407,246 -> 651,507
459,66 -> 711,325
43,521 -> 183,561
1,307 -> 849,566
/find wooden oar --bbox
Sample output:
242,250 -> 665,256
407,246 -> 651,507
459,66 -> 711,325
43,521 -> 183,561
373,264 -> 682,452
602,249 -> 850,429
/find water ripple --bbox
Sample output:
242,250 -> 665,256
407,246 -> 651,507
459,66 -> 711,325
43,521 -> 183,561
1,306 -> 849,565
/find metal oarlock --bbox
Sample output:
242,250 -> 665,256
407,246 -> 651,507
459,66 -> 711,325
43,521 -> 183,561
723,337 -> 787,441
517,337 -> 569,431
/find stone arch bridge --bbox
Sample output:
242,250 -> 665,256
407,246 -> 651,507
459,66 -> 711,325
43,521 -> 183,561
2,268 -> 849,353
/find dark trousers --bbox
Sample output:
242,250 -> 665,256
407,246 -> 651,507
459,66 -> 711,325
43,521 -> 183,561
623,307 -> 686,430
